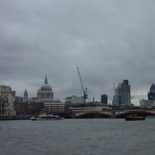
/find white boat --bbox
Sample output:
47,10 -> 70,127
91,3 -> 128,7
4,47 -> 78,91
30,117 -> 41,121
30,114 -> 63,121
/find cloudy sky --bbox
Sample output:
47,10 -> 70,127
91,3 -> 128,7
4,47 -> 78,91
0,0 -> 155,105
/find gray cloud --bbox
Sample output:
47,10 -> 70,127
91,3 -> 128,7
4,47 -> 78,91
0,0 -> 155,105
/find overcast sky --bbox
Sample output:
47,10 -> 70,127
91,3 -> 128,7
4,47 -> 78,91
0,0 -> 155,105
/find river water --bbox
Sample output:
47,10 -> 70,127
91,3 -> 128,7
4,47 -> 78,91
0,118 -> 155,155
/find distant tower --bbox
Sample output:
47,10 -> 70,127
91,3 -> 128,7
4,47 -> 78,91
148,84 -> 155,100
23,89 -> 29,100
101,94 -> 108,105
93,96 -> 95,103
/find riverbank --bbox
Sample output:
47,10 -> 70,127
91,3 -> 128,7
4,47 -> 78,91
0,115 -> 32,120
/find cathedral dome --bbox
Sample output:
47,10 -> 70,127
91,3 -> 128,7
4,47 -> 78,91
41,76 -> 52,91
41,84 -> 52,90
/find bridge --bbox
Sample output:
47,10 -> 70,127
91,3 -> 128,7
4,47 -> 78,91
71,108 -> 155,118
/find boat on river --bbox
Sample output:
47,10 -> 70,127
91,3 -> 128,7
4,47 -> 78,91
125,114 -> 146,121
30,114 -> 63,121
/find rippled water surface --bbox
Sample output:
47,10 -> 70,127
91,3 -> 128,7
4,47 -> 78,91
0,118 -> 155,155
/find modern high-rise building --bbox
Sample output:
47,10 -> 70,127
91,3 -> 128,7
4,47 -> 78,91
101,94 -> 108,105
148,84 -> 155,100
113,80 -> 131,106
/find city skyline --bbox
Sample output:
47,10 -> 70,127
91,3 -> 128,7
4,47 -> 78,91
0,0 -> 155,105
7,76 -> 154,106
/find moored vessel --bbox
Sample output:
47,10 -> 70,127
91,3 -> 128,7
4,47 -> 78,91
125,115 -> 145,121
30,114 -> 63,121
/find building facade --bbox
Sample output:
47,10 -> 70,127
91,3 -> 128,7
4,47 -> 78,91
0,85 -> 16,116
44,101 -> 65,114
140,84 -> 155,108
65,95 -> 84,105
140,99 -> 155,108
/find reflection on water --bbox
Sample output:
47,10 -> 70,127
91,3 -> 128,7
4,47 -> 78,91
0,118 -> 155,155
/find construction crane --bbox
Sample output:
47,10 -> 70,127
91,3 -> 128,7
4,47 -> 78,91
77,67 -> 88,105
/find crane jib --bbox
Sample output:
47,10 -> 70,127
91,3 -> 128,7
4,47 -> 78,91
77,67 -> 88,104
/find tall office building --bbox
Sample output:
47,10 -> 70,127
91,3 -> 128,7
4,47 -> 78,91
113,80 -> 131,105
148,84 -> 155,100
101,94 -> 108,105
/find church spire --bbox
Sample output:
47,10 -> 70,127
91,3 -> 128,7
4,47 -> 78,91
45,75 -> 48,84
23,89 -> 28,100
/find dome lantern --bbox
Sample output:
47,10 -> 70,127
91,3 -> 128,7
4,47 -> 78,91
41,76 -> 52,91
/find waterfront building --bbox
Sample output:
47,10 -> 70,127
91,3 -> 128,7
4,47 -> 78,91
26,102 -> 44,114
113,80 -> 131,106
140,84 -> 155,108
148,84 -> 155,100
13,95 -> 27,115
44,101 -> 65,114
0,85 -> 16,116
140,99 -> 155,108
14,102 -> 27,115
65,95 -> 84,105
101,94 -> 108,105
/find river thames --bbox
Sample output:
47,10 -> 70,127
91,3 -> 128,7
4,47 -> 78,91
0,118 -> 155,155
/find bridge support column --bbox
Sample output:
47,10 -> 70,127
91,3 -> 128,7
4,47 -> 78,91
111,111 -> 116,118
